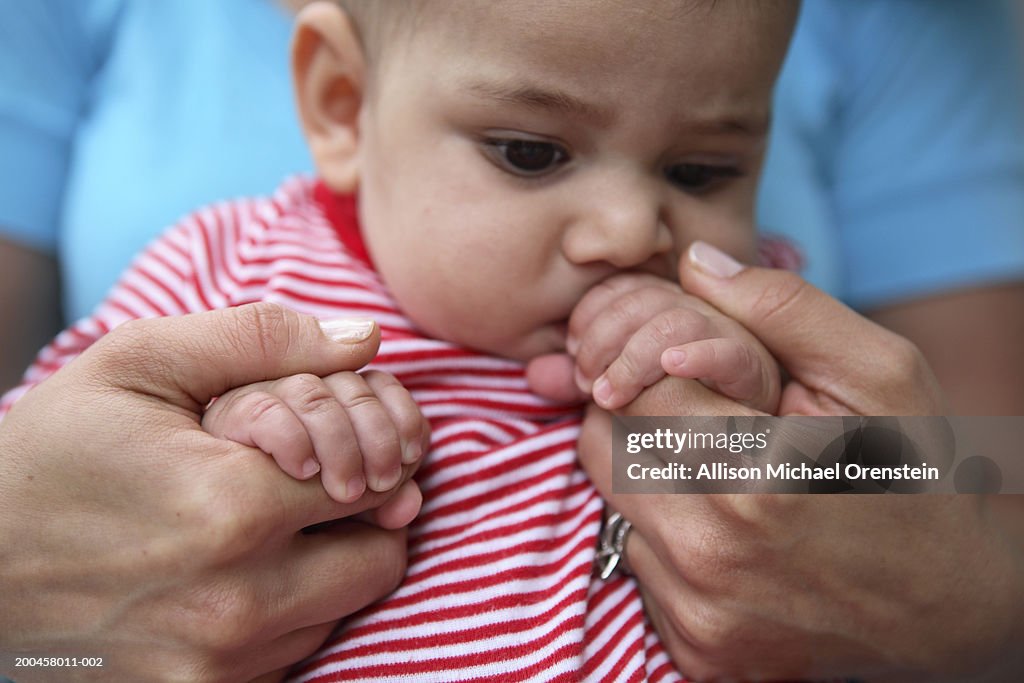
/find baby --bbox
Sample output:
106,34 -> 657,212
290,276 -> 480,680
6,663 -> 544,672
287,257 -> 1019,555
7,0 -> 797,677
201,0 -> 792,503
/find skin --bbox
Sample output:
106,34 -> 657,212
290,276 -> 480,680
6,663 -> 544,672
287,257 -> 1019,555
0,304 -> 423,682
294,0 -> 797,361
869,284 -> 1024,416
203,369 -> 431,502
534,244 -> 1024,680
564,271 -> 781,412
0,2 -> 1019,681
205,0 -> 794,513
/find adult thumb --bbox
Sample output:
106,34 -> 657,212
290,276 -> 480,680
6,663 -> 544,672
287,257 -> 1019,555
678,241 -> 904,384
89,303 -> 380,410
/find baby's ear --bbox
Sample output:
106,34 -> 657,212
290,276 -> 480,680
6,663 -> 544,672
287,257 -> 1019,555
292,2 -> 365,193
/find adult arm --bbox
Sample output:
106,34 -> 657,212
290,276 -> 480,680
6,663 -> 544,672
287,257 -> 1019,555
0,304 -> 421,682
759,0 -> 1024,414
824,0 -> 1024,415
0,238 -> 61,392
564,244 -> 1024,680
867,285 -> 1024,415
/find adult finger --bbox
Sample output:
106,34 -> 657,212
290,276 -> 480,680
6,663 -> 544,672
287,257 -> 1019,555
679,241 -> 943,413
363,479 -> 424,530
88,303 -> 380,412
177,428 -> 418,530
246,622 -> 335,683
271,521 -> 408,634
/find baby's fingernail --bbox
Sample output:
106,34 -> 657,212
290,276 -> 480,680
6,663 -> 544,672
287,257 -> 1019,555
566,334 -> 579,356
574,366 -> 592,393
593,377 -> 614,406
664,349 -> 687,370
403,441 -> 422,465
318,318 -> 376,343
689,241 -> 744,279
300,459 -> 321,479
346,474 -> 366,501
373,466 -> 402,492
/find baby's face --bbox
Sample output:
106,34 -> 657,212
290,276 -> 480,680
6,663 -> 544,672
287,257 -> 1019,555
348,0 -> 794,360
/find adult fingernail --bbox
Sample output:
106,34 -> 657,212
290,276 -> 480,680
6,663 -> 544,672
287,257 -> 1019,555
300,459 -> 321,479
319,318 -> 376,343
689,241 -> 744,279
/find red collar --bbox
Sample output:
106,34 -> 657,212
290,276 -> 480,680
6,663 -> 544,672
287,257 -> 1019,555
312,180 -> 373,267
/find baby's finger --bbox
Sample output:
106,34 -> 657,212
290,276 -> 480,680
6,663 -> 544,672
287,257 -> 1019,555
567,274 -> 674,353
324,372 -> 403,493
573,286 -> 684,392
205,389 -> 318,481
270,373 -> 366,503
661,337 -> 769,408
362,370 -> 430,467
592,308 -> 713,410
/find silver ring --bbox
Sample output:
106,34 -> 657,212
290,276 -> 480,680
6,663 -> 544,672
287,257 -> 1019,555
595,511 -> 633,579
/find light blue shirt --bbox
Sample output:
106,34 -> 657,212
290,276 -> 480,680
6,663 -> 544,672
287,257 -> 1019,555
0,0 -> 312,320
1,0 -> 1022,321
759,0 -> 1024,308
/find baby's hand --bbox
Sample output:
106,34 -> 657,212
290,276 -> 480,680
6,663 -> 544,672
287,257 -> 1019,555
202,370 -> 429,503
570,273 -> 780,413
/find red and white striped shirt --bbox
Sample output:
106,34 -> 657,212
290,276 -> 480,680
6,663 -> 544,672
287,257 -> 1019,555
2,177 -> 682,682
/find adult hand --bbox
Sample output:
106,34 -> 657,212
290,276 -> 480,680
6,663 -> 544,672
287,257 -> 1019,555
530,243 -> 1024,680
0,303 -> 422,682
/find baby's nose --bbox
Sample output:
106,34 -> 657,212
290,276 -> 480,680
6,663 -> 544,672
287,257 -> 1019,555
561,185 -> 673,269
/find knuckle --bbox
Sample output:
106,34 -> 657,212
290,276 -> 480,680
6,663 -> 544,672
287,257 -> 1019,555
185,582 -> 262,657
608,348 -> 642,383
376,531 -> 410,592
880,334 -> 926,378
607,292 -> 646,328
94,319 -> 175,381
186,482 -> 285,562
683,600 -> 742,661
646,309 -> 705,352
672,523 -> 732,590
238,302 -> 298,363
333,374 -> 379,411
748,270 -> 809,330
278,373 -> 335,415
396,401 -> 427,444
239,391 -> 285,424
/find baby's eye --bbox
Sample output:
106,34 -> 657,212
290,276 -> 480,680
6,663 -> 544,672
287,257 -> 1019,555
484,138 -> 569,176
665,163 -> 742,192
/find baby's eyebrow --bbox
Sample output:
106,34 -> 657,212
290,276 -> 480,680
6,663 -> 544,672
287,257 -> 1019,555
464,80 -> 615,127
